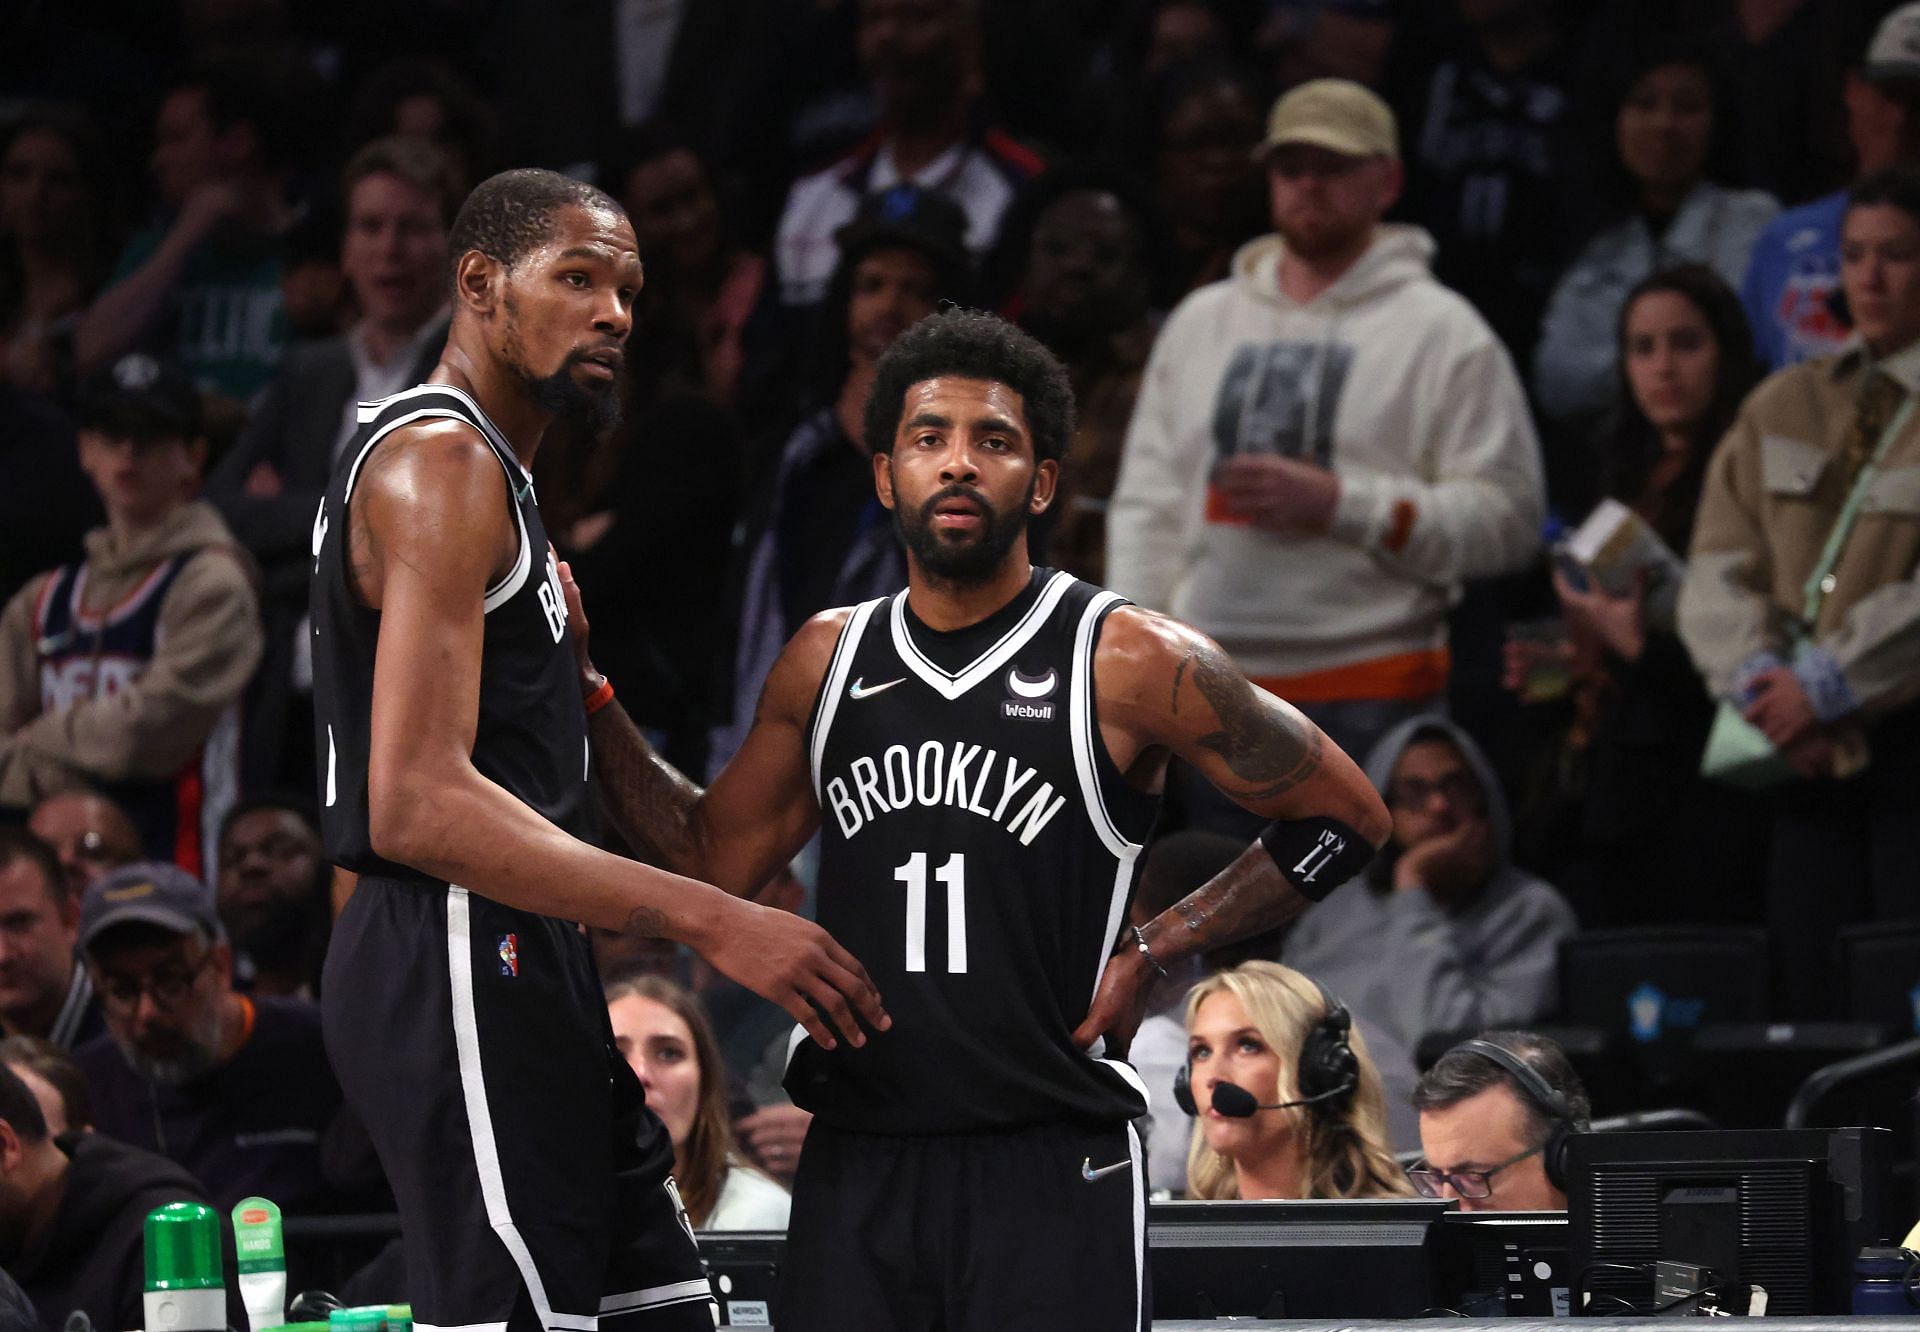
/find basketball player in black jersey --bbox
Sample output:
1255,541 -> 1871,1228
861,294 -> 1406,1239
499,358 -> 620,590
307,169 -> 888,1331
562,307 -> 1392,1330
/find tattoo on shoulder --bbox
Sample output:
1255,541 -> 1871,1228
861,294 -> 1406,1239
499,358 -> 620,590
1186,641 -> 1324,801
1171,649 -> 1192,716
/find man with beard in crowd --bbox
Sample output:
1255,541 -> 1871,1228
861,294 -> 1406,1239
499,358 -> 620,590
70,861 -> 343,1212
216,796 -> 330,999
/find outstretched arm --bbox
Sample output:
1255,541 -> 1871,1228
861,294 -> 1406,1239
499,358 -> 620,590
1073,608 -> 1390,1053
560,561 -> 835,896
358,434 -> 884,1048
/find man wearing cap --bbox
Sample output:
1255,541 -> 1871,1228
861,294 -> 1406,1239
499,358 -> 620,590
70,861 -> 347,1214
1108,78 -> 1542,831
0,353 -> 261,876
709,183 -> 969,774
1742,2 -> 1920,369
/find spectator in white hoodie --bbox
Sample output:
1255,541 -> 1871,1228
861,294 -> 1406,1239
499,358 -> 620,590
1107,78 -> 1543,835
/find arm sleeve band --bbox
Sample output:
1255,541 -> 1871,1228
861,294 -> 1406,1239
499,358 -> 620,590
1257,815 -> 1375,902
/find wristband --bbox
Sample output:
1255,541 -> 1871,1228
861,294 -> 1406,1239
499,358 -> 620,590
1130,924 -> 1170,979
1257,815 -> 1373,902
583,677 -> 615,716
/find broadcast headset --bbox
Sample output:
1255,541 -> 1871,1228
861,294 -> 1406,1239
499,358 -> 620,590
1173,973 -> 1359,1120
1443,1037 -> 1578,1192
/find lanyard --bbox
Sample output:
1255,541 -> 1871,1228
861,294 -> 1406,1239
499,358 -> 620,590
1800,394 -> 1917,626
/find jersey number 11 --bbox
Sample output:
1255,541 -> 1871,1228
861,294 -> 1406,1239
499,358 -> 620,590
896,852 -> 967,974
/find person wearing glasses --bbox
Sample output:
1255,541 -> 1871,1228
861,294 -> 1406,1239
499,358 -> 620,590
1407,1030 -> 1590,1211
69,860 -> 347,1212
1282,717 -> 1576,1055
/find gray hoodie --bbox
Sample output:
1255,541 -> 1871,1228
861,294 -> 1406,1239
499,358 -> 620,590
1282,715 -> 1577,1053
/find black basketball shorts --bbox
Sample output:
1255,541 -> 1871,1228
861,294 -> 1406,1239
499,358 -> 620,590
777,1119 -> 1148,1332
323,878 -> 717,1330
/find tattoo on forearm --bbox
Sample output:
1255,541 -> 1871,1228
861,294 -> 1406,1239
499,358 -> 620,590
588,698 -> 707,873
1162,847 -> 1313,959
1185,642 -> 1324,800
622,904 -> 669,938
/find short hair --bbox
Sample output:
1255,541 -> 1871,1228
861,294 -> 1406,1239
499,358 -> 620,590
342,135 -> 467,229
445,168 -> 621,286
217,791 -> 319,853
0,1036 -> 90,1131
0,1061 -> 48,1144
1848,164 -> 1920,226
167,51 -> 306,170
1412,1030 -> 1593,1143
0,828 -> 67,908
864,309 -> 1075,464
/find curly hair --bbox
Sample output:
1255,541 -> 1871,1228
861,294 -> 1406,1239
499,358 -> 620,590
1182,961 -> 1410,1201
863,308 -> 1075,464
445,168 -> 620,286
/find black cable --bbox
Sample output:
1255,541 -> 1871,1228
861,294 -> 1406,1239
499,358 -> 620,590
1648,1281 -> 1731,1316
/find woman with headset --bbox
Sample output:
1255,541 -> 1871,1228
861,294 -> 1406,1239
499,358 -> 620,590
1179,960 -> 1410,1200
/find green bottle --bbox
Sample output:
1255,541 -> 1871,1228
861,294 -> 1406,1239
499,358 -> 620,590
144,1201 -> 226,1330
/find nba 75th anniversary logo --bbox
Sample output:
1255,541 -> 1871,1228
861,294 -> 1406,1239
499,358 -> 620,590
1003,667 -> 1057,721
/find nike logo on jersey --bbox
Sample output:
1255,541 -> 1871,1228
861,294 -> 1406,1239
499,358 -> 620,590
1081,1156 -> 1129,1182
848,677 -> 905,700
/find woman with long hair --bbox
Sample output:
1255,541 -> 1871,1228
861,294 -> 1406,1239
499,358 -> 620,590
1182,961 -> 1408,1201
606,975 -> 790,1230
1508,263 -> 1768,926
1535,43 -> 1776,442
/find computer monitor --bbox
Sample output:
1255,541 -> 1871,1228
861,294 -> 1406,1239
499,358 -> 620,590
1148,1198 -> 1451,1320
1426,1210 -> 1571,1318
1567,1127 -> 1890,1315
694,1230 -> 784,1328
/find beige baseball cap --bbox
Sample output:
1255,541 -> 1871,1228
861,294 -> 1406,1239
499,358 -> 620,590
1254,78 -> 1399,162
1867,2 -> 1920,83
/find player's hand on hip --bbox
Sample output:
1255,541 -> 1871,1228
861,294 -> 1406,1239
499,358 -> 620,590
1072,945 -> 1154,1060
705,898 -> 891,1051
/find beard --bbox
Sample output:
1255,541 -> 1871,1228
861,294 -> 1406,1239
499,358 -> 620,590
113,1005 -> 225,1088
501,304 -> 623,433
231,897 -> 328,975
893,479 -> 1032,583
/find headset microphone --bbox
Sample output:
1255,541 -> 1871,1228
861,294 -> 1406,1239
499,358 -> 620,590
1209,1079 -> 1354,1118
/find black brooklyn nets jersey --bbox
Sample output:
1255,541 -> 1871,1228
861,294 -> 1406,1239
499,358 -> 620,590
309,384 -> 589,880
790,568 -> 1162,1133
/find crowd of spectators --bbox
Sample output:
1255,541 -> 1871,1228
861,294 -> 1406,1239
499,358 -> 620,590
0,0 -> 1917,1315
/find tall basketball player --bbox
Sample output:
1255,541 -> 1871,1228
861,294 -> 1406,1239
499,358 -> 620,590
308,169 -> 887,1331
564,308 -> 1391,1330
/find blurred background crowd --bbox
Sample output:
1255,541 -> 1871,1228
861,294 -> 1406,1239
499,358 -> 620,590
1,0 -> 1919,1315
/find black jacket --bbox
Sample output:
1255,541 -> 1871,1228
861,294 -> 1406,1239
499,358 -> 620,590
12,1132 -> 213,1332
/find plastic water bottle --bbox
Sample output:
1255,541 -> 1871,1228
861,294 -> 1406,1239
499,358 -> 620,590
1851,1246 -> 1920,1315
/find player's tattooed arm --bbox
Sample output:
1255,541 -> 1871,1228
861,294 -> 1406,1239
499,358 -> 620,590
587,695 -> 709,872
560,560 -> 836,894
1091,609 -> 1390,967
1182,638 -> 1326,804
551,559 -> 711,874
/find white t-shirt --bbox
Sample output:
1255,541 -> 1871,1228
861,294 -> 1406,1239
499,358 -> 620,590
704,1162 -> 792,1231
